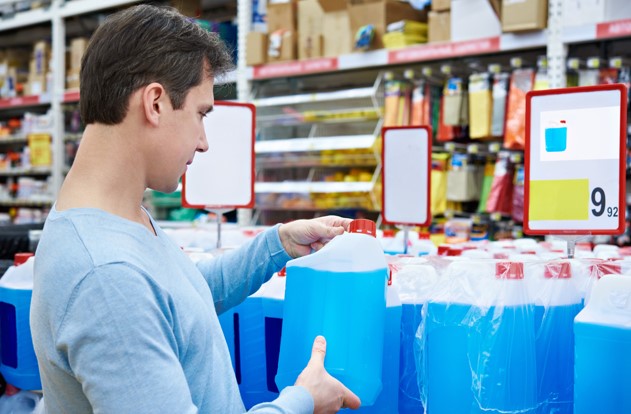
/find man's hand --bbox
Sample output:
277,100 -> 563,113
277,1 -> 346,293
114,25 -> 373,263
295,336 -> 361,413
278,216 -> 352,258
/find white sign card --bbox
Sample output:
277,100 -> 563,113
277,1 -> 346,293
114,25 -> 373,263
382,126 -> 432,226
524,84 -> 627,235
182,101 -> 255,209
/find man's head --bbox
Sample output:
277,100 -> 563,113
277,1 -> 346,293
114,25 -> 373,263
79,4 -> 233,125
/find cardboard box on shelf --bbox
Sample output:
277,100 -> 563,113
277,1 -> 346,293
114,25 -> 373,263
70,37 -> 89,70
431,0 -> 450,11
268,0 -> 298,33
170,0 -> 201,16
318,0 -> 352,57
502,0 -> 547,32
246,32 -> 268,66
66,67 -> 80,90
562,0 -> 631,27
451,0 -> 501,42
298,0 -> 324,59
348,0 -> 426,50
429,10 -> 451,43
268,30 -> 297,62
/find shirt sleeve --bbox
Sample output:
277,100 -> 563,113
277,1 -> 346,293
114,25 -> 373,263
195,225 -> 292,315
248,386 -> 314,414
56,263 -> 198,414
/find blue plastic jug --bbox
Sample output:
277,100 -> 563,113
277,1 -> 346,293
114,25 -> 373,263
533,261 -> 582,414
574,274 -> 631,414
423,260 -> 537,414
276,219 -> 387,406
0,253 -> 41,390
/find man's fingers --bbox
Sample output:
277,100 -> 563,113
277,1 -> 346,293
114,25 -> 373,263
309,335 -> 326,365
342,388 -> 361,410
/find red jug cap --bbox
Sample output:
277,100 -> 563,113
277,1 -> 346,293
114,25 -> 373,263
496,261 -> 524,279
437,244 -> 450,255
349,219 -> 376,237
544,261 -> 572,279
14,252 -> 33,266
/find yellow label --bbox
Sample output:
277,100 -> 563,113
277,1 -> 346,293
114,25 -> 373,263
529,179 -> 589,221
28,133 -> 51,167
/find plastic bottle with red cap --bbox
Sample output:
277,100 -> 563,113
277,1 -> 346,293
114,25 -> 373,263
0,253 -> 41,391
276,219 -> 388,406
0,383 -> 41,413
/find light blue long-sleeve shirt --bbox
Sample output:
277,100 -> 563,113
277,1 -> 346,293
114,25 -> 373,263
30,206 -> 313,413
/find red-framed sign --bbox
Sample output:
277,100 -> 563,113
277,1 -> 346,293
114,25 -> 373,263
182,101 -> 256,210
524,84 -> 627,235
381,126 -> 432,226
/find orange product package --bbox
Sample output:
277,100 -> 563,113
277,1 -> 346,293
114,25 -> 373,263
504,68 -> 535,150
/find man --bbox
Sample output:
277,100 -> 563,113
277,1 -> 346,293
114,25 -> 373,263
30,5 -> 360,413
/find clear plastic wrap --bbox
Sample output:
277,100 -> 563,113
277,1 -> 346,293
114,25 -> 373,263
418,260 -> 537,413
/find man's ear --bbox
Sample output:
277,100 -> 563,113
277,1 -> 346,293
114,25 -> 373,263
142,82 -> 168,127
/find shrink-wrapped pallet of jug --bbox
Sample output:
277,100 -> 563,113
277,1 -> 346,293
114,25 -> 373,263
276,219 -> 388,406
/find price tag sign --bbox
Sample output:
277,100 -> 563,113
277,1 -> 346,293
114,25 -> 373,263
524,84 -> 627,235
182,101 -> 255,209
27,133 -> 51,167
382,126 -> 431,226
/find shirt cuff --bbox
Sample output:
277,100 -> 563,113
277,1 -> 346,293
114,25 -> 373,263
275,386 -> 314,413
265,224 -> 293,270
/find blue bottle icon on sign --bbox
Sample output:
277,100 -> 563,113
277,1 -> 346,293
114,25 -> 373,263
545,120 -> 567,152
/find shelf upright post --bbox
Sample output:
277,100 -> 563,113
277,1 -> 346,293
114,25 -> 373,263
50,0 -> 65,200
547,0 -> 567,88
236,0 -> 253,225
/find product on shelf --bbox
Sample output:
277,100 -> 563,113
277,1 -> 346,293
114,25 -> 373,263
504,67 -> 535,150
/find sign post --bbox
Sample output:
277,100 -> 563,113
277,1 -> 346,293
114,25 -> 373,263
382,126 -> 432,254
524,84 -> 627,257
182,101 -> 256,249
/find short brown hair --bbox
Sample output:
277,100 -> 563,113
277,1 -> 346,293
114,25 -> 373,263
80,4 -> 234,125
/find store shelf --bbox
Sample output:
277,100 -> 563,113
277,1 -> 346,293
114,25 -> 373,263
57,0 -> 142,18
63,90 -> 80,103
257,206 -> 378,212
257,108 -> 380,126
562,18 -> 631,43
0,94 -> 50,109
255,135 -> 376,153
0,167 -> 52,177
64,133 -> 82,142
254,87 -> 375,107
0,5 -> 52,31
0,198 -> 53,207
255,181 -> 374,194
0,135 -> 27,145
248,32 -> 551,80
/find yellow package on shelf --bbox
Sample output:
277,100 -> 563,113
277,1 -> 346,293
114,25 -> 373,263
386,20 -> 428,36
383,32 -> 427,48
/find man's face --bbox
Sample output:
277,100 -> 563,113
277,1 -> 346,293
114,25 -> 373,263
148,76 -> 214,193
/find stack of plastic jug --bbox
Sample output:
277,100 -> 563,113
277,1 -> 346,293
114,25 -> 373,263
218,270 -> 286,409
574,274 -> 631,414
390,260 -> 438,414
276,219 -> 388,406
0,384 -> 41,413
0,253 -> 41,391
531,261 -> 582,414
421,260 -> 537,414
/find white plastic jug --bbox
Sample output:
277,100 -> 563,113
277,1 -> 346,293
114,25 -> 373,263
276,219 -> 388,406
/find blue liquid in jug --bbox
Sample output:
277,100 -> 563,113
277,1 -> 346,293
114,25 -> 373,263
342,302 -> 401,413
425,302 -> 473,414
276,267 -> 386,406
398,303 -> 424,414
574,322 -> 631,414
425,302 -> 537,414
534,303 -> 582,414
